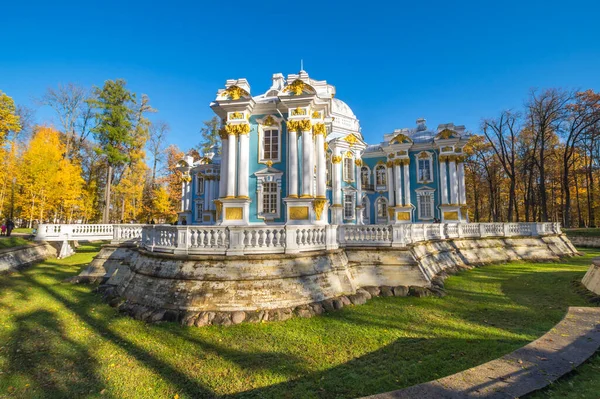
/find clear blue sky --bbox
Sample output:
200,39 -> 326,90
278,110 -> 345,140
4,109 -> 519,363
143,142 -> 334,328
1,0 -> 599,151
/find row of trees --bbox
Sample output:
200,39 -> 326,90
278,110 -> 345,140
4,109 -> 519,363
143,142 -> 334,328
0,81 -> 194,225
465,89 -> 600,227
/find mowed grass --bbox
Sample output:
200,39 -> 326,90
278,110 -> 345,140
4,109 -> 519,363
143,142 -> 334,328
0,244 -> 598,399
564,227 -> 600,237
0,237 -> 30,249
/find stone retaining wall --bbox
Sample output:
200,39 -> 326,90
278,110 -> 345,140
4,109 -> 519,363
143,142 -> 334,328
568,235 -> 600,248
85,233 -> 577,326
0,243 -> 57,273
582,257 -> 600,295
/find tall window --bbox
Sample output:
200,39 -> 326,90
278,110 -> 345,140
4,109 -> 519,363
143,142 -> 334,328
362,196 -> 369,222
418,194 -> 434,219
361,166 -> 370,188
197,176 -> 204,194
343,157 -> 354,181
263,182 -> 278,214
344,193 -> 355,219
196,203 -> 203,220
418,155 -> 432,182
376,198 -> 388,223
375,165 -> 387,188
326,157 -> 332,186
262,128 -> 280,161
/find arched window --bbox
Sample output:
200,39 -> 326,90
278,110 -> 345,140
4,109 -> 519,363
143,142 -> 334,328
375,165 -> 387,189
417,152 -> 433,183
361,166 -> 370,189
376,197 -> 388,224
258,115 -> 282,164
343,152 -> 354,182
362,196 -> 370,223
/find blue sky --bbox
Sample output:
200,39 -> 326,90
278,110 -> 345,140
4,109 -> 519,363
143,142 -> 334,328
1,0 -> 599,151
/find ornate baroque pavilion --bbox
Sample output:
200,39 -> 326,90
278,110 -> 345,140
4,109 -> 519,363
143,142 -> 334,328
177,70 -> 470,226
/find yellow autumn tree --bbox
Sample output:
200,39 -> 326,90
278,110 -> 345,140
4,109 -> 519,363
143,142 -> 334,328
0,91 -> 20,144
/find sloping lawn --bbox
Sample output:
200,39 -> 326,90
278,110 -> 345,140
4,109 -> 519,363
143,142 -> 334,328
564,227 -> 600,237
0,244 -> 597,398
0,237 -> 30,249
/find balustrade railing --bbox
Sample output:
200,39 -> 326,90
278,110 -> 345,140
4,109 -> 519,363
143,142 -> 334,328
36,221 -> 562,256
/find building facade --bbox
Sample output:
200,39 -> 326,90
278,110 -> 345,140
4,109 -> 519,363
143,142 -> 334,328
178,70 -> 469,226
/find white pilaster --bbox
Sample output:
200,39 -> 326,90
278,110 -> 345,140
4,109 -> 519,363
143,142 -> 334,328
440,158 -> 449,204
301,129 -> 313,197
203,176 -> 210,211
394,162 -> 402,208
180,180 -> 185,212
226,132 -> 237,198
288,129 -> 298,198
387,163 -> 395,207
403,162 -> 411,206
219,138 -> 228,199
315,132 -> 326,198
237,132 -> 250,198
457,160 -> 466,205
449,158 -> 458,204
331,148 -> 343,224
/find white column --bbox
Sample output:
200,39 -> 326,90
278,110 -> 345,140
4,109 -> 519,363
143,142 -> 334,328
315,131 -> 326,198
301,128 -> 313,197
180,180 -> 185,211
203,176 -> 210,211
356,159 -> 363,224
403,162 -> 411,206
394,162 -> 402,207
219,138 -> 228,199
211,178 -> 218,209
186,181 -> 191,211
333,149 -> 342,206
440,158 -> 449,205
238,132 -> 250,198
457,160 -> 466,205
288,129 -> 298,197
449,157 -> 458,204
226,132 -> 237,198
387,163 -> 395,207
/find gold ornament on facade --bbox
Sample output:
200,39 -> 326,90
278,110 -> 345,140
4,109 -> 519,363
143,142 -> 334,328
286,119 -> 312,132
224,123 -> 251,136
386,161 -> 393,167
324,142 -> 329,151
418,152 -> 431,159
344,151 -> 353,158
283,79 -> 310,95
312,111 -> 321,119
313,199 -> 327,220
388,208 -> 395,218
313,123 -> 326,136
263,115 -> 275,126
221,85 -> 249,100
218,127 -> 228,139
394,159 -> 402,166
332,155 -> 342,164
390,133 -> 412,144
289,206 -> 309,220
225,207 -> 243,220
441,146 -> 453,152
291,107 -> 307,116
214,200 -> 222,218
343,134 -> 359,146
229,111 -> 244,120
436,129 -> 458,140
266,160 -> 273,167
354,159 -> 363,166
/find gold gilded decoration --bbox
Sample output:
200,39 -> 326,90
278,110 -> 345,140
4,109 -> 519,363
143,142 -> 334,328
218,127 -> 228,139
397,212 -> 411,221
388,208 -> 395,218
331,155 -> 342,164
441,146 -> 453,152
312,111 -> 321,119
266,160 -> 273,167
354,159 -> 363,166
394,159 -> 402,166
313,123 -> 326,136
390,133 -> 412,144
343,134 -> 359,145
344,151 -> 353,158
418,152 -> 431,159
229,111 -> 244,120
313,199 -> 327,220
214,200 -> 222,218
222,85 -> 249,100
225,207 -> 243,220
203,215 -> 211,222
376,160 -> 385,165
291,107 -> 307,116
181,175 -> 192,183
455,147 -> 463,153
289,206 -> 309,220
443,211 -> 459,221
397,150 -> 408,156
286,120 -> 312,132
324,142 -> 329,151
263,115 -> 275,126
436,129 -> 458,139
386,161 -> 393,167
224,123 -> 251,136
283,79 -> 310,95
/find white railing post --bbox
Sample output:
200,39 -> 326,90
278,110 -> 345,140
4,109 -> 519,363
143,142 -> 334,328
284,226 -> 300,254
326,225 -> 339,250
227,227 -> 245,255
174,226 -> 188,255
391,224 -> 406,248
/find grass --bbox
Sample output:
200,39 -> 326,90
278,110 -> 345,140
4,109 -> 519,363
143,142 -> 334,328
0,236 -> 30,249
0,245 -> 598,398
12,228 -> 33,234
564,227 -> 600,237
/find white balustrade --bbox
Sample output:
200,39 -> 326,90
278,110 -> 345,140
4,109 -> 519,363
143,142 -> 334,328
35,222 -> 563,257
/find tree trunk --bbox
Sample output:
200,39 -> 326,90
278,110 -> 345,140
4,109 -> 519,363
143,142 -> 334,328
563,157 -> 571,228
575,170 -> 583,227
103,164 -> 113,223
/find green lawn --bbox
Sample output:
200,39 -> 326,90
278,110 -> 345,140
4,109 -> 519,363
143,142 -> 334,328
0,244 -> 598,399
564,227 -> 600,237
12,228 -> 33,234
0,236 -> 30,249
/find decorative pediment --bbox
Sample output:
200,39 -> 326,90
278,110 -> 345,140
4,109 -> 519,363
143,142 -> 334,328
390,133 -> 413,144
282,79 -> 316,95
254,167 -> 284,176
415,186 -> 435,192
220,85 -> 250,100
436,129 -> 459,140
343,134 -> 360,146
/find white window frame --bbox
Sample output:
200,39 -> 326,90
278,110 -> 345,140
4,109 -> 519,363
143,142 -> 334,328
361,195 -> 370,223
343,156 -> 355,182
255,170 -> 283,220
197,175 -> 205,195
262,181 -> 278,216
343,192 -> 355,220
326,155 -> 332,186
417,152 -> 433,183
195,202 -> 204,222
376,197 -> 389,224
375,165 -> 387,190
360,166 -> 371,189
258,116 -> 283,164
417,190 -> 435,220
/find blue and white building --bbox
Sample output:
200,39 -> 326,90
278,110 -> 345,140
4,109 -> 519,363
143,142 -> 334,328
177,70 -> 470,226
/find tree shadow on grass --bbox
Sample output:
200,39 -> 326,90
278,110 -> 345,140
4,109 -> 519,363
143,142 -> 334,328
5,309 -> 104,398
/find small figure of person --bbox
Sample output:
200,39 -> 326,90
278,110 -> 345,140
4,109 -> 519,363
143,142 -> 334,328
150,219 -> 155,225
0,224 -> 6,236
181,217 -> 187,226
6,220 -> 15,237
